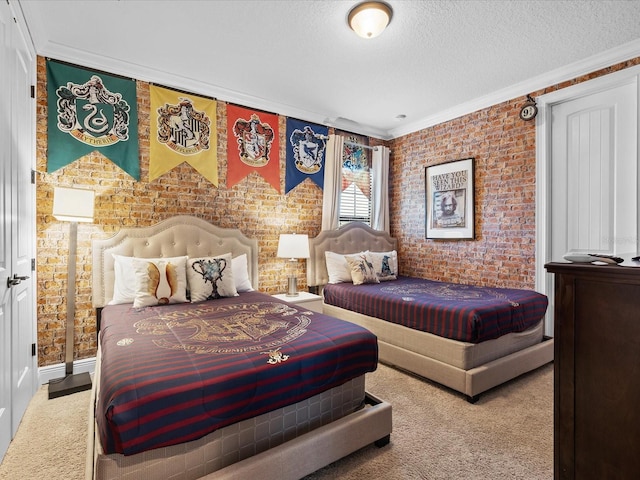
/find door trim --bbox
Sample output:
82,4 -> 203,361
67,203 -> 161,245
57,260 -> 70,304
535,63 -> 640,336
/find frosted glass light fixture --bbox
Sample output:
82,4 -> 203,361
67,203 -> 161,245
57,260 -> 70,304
277,234 -> 310,296
348,1 -> 393,39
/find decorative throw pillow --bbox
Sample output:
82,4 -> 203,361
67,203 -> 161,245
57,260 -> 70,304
367,250 -> 398,281
131,256 -> 188,308
345,253 -> 380,286
111,254 -> 189,305
187,253 -> 238,302
326,250 -> 364,284
232,253 -> 253,292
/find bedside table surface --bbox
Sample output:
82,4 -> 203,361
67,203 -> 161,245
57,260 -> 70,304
272,291 -> 321,301
272,291 -> 323,313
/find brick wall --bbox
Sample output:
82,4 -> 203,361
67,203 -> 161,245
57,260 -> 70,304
35,55 -> 640,366
388,57 -> 640,290
35,57 -> 330,366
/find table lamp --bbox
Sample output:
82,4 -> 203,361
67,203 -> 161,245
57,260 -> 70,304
276,234 -> 310,296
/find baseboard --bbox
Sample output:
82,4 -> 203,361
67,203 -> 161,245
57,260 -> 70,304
38,356 -> 96,385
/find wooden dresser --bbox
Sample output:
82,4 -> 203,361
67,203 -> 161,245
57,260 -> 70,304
545,262 -> 640,480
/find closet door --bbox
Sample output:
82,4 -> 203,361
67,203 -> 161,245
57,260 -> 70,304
0,0 -> 13,460
0,0 -> 37,462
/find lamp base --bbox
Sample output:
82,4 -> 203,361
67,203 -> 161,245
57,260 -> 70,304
48,372 -> 92,399
286,276 -> 299,297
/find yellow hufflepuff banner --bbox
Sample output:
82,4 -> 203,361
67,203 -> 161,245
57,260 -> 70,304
149,85 -> 218,185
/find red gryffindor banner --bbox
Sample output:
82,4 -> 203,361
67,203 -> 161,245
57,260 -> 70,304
226,104 -> 280,192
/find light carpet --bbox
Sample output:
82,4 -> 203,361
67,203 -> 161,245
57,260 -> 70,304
0,363 -> 553,480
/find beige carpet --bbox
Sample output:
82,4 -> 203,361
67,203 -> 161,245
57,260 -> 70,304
0,363 -> 553,480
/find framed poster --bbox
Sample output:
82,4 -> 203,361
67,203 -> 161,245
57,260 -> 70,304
425,158 -> 475,239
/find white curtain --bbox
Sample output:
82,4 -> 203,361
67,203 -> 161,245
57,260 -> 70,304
321,134 -> 344,230
371,145 -> 390,233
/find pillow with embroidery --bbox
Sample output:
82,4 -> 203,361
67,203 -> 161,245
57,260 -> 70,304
345,253 -> 380,286
131,256 -> 188,308
367,250 -> 398,281
187,253 -> 238,302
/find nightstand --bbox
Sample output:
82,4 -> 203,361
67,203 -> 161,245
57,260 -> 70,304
272,291 -> 323,313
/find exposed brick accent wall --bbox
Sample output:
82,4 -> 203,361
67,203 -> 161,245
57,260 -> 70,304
35,57 -> 329,366
35,55 -> 639,367
388,56 -> 640,291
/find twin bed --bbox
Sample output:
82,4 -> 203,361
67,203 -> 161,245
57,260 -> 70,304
307,222 -> 553,403
86,216 -> 391,480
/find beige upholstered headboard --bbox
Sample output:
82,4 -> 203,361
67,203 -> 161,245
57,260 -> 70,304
307,222 -> 397,288
92,215 -> 259,308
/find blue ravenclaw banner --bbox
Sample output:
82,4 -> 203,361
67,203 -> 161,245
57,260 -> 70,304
285,118 -> 328,193
46,59 -> 140,179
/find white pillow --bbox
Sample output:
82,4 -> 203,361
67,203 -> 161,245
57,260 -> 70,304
110,254 -> 137,305
232,253 -> 253,292
187,253 -> 238,302
325,250 -> 364,284
131,256 -> 189,308
345,253 -> 380,286
367,250 -> 398,281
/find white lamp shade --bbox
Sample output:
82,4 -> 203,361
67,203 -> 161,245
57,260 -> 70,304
348,1 -> 392,39
277,234 -> 310,260
53,187 -> 95,222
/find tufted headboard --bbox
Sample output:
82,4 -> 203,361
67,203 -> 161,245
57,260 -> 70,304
92,215 -> 259,308
307,222 -> 397,288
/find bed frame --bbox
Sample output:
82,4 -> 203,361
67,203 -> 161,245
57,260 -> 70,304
87,216 -> 391,480
307,222 -> 554,402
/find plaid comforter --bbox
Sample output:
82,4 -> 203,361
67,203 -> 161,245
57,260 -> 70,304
96,291 -> 378,455
323,276 -> 548,343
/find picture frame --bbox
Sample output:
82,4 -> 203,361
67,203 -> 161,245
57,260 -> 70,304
425,157 -> 475,239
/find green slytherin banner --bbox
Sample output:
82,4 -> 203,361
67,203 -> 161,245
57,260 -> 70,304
46,59 -> 140,180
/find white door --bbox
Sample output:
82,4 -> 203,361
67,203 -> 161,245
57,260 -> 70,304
536,66 -> 640,336
551,80 -> 638,260
0,0 -> 14,459
0,0 -> 37,462
11,8 -> 37,435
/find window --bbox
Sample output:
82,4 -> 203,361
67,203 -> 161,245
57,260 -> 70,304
339,136 -> 372,227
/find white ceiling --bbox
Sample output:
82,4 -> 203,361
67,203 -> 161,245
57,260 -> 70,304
17,0 -> 640,140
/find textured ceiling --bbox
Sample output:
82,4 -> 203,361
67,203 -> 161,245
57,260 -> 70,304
17,0 -> 640,139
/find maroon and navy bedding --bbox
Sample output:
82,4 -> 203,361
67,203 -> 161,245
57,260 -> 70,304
323,276 -> 548,343
96,291 -> 378,455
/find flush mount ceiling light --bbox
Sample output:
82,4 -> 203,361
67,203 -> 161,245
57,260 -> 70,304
348,1 -> 393,39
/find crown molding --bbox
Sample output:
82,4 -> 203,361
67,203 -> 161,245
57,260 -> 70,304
388,39 -> 640,139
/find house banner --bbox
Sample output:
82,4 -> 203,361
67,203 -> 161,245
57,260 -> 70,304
342,138 -> 370,199
226,104 -> 280,192
150,85 -> 218,185
46,59 -> 140,179
284,118 -> 328,193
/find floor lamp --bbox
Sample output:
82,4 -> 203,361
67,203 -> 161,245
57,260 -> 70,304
276,233 -> 310,296
48,186 -> 95,399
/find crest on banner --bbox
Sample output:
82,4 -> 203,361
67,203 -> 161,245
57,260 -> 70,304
233,114 -> 275,167
156,97 -> 211,155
